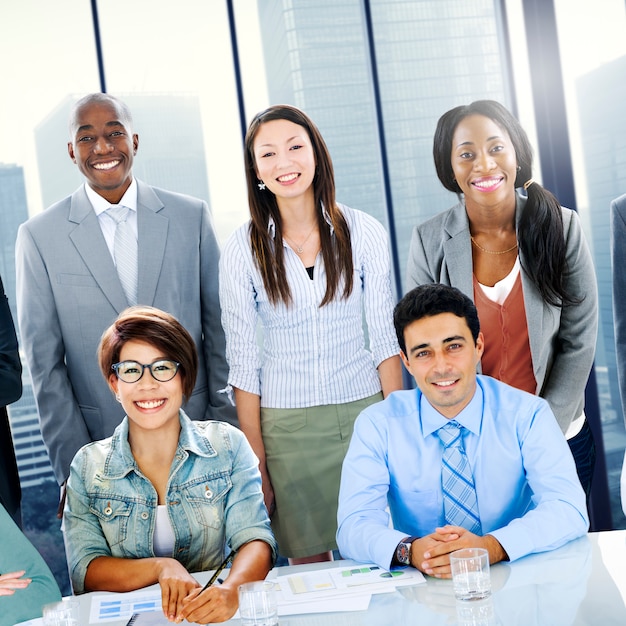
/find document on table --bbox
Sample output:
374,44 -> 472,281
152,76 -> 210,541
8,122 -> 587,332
89,589 -> 163,623
86,563 -> 425,622
273,562 -> 425,614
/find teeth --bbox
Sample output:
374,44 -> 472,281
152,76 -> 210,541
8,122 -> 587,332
434,380 -> 455,387
93,160 -> 119,170
278,173 -> 298,182
136,399 -> 165,409
473,178 -> 500,189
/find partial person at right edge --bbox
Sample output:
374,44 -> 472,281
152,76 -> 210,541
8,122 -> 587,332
610,193 -> 626,518
16,93 -> 235,495
406,100 -> 598,500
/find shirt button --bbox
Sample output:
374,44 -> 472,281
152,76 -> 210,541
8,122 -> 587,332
141,512 -> 149,520
104,506 -> 112,516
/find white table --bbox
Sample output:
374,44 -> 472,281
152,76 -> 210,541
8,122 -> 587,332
77,530 -> 626,625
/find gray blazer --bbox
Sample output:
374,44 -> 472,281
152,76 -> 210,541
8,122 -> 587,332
16,180 -> 235,483
611,193 -> 626,424
406,193 -> 598,434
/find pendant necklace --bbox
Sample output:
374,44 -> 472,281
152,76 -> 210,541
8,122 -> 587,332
284,225 -> 316,255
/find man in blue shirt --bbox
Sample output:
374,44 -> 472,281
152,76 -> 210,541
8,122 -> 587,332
336,284 -> 588,577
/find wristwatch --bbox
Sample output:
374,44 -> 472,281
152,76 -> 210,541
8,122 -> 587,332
395,536 -> 419,566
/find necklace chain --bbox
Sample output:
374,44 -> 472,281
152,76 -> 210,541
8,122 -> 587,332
470,236 -> 518,255
284,225 -> 316,255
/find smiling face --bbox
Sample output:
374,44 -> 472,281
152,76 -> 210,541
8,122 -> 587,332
253,118 -> 316,209
109,339 -> 183,434
400,312 -> 484,419
450,114 -> 518,212
68,99 -> 138,204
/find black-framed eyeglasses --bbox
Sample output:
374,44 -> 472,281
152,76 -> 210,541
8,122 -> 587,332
111,359 -> 180,383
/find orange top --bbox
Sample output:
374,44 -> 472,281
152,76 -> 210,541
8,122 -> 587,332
473,273 -> 536,394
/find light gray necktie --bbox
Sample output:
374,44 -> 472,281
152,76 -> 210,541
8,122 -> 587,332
106,205 -> 138,306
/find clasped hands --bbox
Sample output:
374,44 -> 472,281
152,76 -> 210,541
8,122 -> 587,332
410,525 -> 507,579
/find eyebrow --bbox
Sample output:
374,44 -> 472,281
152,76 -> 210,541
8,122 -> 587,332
455,135 -> 501,148
408,335 -> 466,354
257,135 -> 303,149
76,120 -> 125,133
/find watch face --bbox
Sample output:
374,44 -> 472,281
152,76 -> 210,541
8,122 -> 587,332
396,541 -> 410,565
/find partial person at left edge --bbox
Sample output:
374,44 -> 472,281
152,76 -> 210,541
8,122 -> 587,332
0,273 -> 23,527
15,92 -> 236,494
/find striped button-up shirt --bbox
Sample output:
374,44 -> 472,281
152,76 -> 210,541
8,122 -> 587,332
219,204 -> 399,408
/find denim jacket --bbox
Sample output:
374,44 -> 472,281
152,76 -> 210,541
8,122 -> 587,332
64,410 -> 276,593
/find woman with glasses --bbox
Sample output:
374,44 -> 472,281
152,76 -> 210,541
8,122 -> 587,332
63,306 -> 276,624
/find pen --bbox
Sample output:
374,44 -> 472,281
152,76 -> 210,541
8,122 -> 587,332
200,551 -> 235,593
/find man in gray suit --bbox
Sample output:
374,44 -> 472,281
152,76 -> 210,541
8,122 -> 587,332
16,93 -> 235,487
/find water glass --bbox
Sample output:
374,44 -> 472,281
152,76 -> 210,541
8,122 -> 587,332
456,597 -> 498,625
450,547 -> 491,601
238,580 -> 278,626
42,599 -> 80,626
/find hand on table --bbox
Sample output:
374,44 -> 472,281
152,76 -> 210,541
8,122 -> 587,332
0,570 -> 32,596
156,559 -> 201,621
177,582 -> 239,624
415,526 -> 507,579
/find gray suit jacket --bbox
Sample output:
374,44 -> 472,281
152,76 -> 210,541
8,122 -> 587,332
16,180 -> 235,483
611,193 -> 626,425
406,193 -> 598,434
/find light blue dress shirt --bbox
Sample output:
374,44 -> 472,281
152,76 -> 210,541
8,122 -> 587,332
337,375 -> 589,569
219,204 -> 399,408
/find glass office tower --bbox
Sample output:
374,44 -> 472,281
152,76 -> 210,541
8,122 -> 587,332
257,0 -> 511,289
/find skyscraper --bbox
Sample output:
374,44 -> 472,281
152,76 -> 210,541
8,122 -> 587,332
256,0 -> 511,289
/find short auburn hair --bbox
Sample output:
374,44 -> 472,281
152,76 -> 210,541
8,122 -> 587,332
98,306 -> 198,400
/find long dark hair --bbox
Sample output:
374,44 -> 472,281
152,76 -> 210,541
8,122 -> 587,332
433,99 -> 579,307
243,104 -> 353,306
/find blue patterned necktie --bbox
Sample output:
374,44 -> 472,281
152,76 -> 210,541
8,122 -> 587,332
107,205 -> 138,306
436,420 -> 482,534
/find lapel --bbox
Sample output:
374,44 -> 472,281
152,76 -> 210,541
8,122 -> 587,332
68,187 -> 129,313
136,180 -> 168,306
443,203 -> 474,298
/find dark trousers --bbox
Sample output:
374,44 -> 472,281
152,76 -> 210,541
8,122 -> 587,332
568,418 -> 596,504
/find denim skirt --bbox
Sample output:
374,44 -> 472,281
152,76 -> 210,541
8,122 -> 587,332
261,393 -> 382,558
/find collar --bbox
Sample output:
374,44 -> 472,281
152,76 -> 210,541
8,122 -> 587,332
420,381 -> 483,438
86,177 -> 138,217
267,204 -> 334,243
103,409 -> 216,479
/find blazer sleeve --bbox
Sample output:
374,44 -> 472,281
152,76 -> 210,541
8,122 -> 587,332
536,209 -> 598,432
16,222 -> 92,483
406,224 -> 439,291
0,274 -> 22,407
611,196 -> 626,424
199,202 -> 237,424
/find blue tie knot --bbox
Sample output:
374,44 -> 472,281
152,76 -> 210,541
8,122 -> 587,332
437,420 -> 463,448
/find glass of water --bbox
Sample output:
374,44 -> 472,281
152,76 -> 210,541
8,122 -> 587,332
42,599 -> 80,626
238,580 -> 279,626
450,547 -> 492,601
